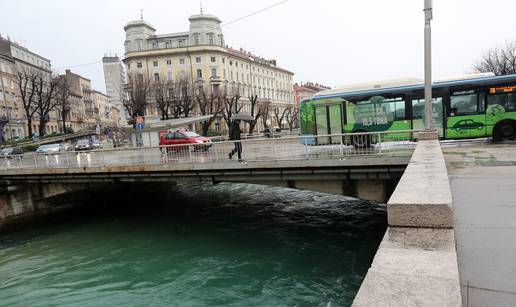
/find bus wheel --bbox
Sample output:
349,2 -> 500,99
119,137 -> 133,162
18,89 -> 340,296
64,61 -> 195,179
352,131 -> 371,149
494,120 -> 516,141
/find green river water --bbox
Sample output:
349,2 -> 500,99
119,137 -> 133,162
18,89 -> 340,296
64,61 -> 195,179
0,183 -> 386,307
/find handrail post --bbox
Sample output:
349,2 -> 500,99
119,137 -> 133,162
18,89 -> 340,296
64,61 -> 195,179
339,135 -> 344,158
378,133 -> 382,154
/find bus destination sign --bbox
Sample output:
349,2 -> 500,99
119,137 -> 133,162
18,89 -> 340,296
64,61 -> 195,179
489,85 -> 516,94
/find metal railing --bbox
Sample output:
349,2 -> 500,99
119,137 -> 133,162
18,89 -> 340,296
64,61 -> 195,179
0,130 -> 420,171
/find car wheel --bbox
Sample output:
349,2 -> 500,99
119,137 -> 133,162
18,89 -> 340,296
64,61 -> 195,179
493,120 -> 516,141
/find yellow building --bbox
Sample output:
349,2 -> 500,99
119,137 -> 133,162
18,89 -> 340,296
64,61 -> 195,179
123,12 -> 295,132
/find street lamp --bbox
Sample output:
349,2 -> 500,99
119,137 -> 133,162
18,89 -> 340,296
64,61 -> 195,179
424,0 -> 433,130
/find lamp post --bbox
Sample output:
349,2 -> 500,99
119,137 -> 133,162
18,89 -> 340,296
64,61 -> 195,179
424,0 -> 433,130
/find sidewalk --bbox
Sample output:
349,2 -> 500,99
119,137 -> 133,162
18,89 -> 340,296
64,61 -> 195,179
444,143 -> 516,306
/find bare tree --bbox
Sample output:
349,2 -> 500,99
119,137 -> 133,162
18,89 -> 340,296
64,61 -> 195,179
15,70 -> 39,138
222,85 -> 242,129
285,105 -> 300,132
179,79 -> 195,118
247,94 -> 260,135
474,40 -> 516,76
34,75 -> 58,137
196,86 -> 223,136
124,75 -> 150,125
153,79 -> 172,120
55,75 -> 71,133
273,107 -> 289,132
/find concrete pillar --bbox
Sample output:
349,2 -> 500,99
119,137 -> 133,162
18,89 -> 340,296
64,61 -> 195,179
355,179 -> 387,203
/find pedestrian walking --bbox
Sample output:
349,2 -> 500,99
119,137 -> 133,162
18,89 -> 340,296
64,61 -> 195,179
228,119 -> 242,161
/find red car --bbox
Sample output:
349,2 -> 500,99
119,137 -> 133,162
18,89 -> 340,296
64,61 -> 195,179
159,129 -> 212,151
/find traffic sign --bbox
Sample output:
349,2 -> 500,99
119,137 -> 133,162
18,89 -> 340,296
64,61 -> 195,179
136,123 -> 145,130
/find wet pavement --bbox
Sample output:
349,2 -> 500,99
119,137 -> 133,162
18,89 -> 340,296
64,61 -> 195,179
444,141 -> 516,307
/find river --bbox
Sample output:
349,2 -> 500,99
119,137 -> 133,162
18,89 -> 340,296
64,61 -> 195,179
0,183 -> 386,306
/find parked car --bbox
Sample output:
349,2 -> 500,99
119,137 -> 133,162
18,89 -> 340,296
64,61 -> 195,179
75,139 -> 92,151
36,143 -> 62,154
159,130 -> 212,152
1,147 -> 24,157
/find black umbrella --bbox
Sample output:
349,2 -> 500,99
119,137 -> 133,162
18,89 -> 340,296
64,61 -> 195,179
231,113 -> 255,123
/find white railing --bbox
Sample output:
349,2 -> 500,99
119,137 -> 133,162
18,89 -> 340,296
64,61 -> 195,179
0,130 -> 420,171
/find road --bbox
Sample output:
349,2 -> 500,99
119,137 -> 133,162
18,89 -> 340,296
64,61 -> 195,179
444,141 -> 516,307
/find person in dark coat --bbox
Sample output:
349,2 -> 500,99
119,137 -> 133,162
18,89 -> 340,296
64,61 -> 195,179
228,119 -> 242,161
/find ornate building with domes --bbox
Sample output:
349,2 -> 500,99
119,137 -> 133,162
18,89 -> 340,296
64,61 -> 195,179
122,11 -> 295,132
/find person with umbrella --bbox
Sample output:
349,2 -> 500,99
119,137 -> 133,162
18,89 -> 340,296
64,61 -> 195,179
228,119 -> 242,161
228,113 -> 254,161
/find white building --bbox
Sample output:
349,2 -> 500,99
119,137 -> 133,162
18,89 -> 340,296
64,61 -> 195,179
122,11 -> 295,131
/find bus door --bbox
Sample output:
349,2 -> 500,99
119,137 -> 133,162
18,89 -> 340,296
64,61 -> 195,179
314,101 -> 343,145
410,95 -> 444,137
328,104 -> 343,143
445,90 -> 486,139
315,105 -> 330,145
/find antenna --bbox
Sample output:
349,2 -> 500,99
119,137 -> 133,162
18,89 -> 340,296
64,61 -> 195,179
200,2 -> 203,14
140,9 -> 144,20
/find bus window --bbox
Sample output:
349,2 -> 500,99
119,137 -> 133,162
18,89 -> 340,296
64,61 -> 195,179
411,97 -> 444,136
450,92 -> 481,115
488,92 -> 516,112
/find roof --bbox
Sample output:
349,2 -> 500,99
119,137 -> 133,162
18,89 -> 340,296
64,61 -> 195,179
188,13 -> 222,24
313,73 -> 516,101
225,47 -> 293,75
124,20 -> 156,31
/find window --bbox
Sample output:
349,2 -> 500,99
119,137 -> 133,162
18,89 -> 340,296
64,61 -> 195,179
196,69 -> 202,78
193,35 -> 199,45
211,57 -> 216,63
152,43 -> 157,49
222,58 -> 225,64
179,39 -> 185,47
154,73 -> 160,81
196,57 -> 201,63
179,58 -> 185,64
488,92 -> 516,112
208,34 -> 214,45
137,62 -> 142,68
138,74 -> 143,82
211,68 -> 217,78
165,42 -> 170,48
450,91 -> 480,115
230,71 -> 233,80
127,63 -> 131,69
166,59 -> 172,65
230,60 -> 233,66
153,61 -> 158,67
167,72 -> 172,81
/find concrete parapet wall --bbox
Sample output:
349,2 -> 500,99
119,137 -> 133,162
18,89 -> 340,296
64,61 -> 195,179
388,140 -> 453,228
353,140 -> 462,306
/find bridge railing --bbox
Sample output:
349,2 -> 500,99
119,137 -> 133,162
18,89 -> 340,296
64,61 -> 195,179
0,130 -> 420,170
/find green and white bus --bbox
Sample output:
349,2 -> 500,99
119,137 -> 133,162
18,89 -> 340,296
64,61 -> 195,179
300,73 -> 516,145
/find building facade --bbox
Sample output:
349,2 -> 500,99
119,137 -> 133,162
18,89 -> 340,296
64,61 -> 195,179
102,55 -> 128,126
122,12 -> 295,132
62,69 -> 119,132
0,35 -> 62,140
293,82 -> 331,106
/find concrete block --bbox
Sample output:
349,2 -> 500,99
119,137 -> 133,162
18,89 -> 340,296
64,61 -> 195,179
352,227 -> 462,307
415,130 -> 439,140
388,140 -> 453,228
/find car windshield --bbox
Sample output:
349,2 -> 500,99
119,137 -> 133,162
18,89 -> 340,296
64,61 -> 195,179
183,131 -> 200,137
1,148 -> 12,154
77,140 -> 89,145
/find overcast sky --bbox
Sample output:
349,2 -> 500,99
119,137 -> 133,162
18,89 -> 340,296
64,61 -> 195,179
2,0 -> 516,92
